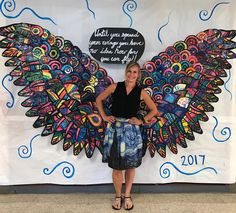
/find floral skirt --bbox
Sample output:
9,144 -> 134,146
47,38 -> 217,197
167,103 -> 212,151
102,118 -> 143,170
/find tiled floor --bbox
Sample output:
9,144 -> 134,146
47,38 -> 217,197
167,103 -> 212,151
0,193 -> 236,213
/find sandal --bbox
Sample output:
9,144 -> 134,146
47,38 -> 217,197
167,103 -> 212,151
112,196 -> 123,210
124,196 -> 134,210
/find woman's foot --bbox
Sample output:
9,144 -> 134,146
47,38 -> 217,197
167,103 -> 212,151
112,196 -> 122,210
124,196 -> 134,210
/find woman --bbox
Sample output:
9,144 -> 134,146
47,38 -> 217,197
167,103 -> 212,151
96,61 -> 157,210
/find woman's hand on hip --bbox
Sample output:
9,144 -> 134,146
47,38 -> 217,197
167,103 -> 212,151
102,115 -> 116,123
128,117 -> 143,125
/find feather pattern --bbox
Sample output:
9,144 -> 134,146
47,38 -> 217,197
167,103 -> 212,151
139,29 -> 236,157
0,23 -> 113,158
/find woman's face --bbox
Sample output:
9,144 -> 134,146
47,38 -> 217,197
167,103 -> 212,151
125,65 -> 140,83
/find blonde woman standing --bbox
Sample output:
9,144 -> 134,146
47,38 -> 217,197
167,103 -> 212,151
96,61 -> 157,210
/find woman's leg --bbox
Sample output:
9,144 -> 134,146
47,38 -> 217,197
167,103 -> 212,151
112,169 -> 123,209
124,168 -> 135,196
113,169 -> 123,196
124,168 -> 135,209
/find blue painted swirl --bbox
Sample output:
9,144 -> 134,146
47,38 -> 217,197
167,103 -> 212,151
85,0 -> 95,19
224,69 -> 232,100
199,2 -> 230,21
212,116 -> 231,142
0,0 -> 56,25
159,162 -> 217,178
18,134 -> 40,158
43,161 -> 75,179
1,74 -> 15,108
157,11 -> 172,44
122,0 -> 137,28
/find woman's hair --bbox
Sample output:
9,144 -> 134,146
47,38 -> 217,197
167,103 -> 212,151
125,61 -> 141,80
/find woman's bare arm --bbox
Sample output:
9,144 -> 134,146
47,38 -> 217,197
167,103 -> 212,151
141,89 -> 158,122
128,89 -> 158,125
95,83 -> 117,123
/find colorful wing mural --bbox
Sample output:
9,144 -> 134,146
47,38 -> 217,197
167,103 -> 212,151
139,29 -> 236,158
0,23 -> 113,158
0,23 -> 236,160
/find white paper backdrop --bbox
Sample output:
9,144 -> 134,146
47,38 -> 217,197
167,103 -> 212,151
0,0 -> 236,185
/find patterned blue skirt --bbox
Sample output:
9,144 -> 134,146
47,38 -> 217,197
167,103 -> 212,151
102,118 -> 143,170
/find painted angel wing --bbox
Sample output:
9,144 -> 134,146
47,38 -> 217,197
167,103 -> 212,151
139,29 -> 236,158
0,23 -> 113,157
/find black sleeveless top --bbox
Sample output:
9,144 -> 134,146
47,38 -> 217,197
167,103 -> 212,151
111,81 -> 142,119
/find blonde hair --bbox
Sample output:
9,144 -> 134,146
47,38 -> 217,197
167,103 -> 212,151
125,61 -> 141,80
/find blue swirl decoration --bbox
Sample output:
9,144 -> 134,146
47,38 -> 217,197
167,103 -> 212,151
224,69 -> 232,100
212,116 -> 231,142
18,134 -> 40,158
1,74 -> 15,108
159,162 -> 217,179
43,161 -> 75,179
85,0 -> 95,19
157,10 -> 172,44
0,0 -> 56,25
122,0 -> 137,28
199,2 -> 230,21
